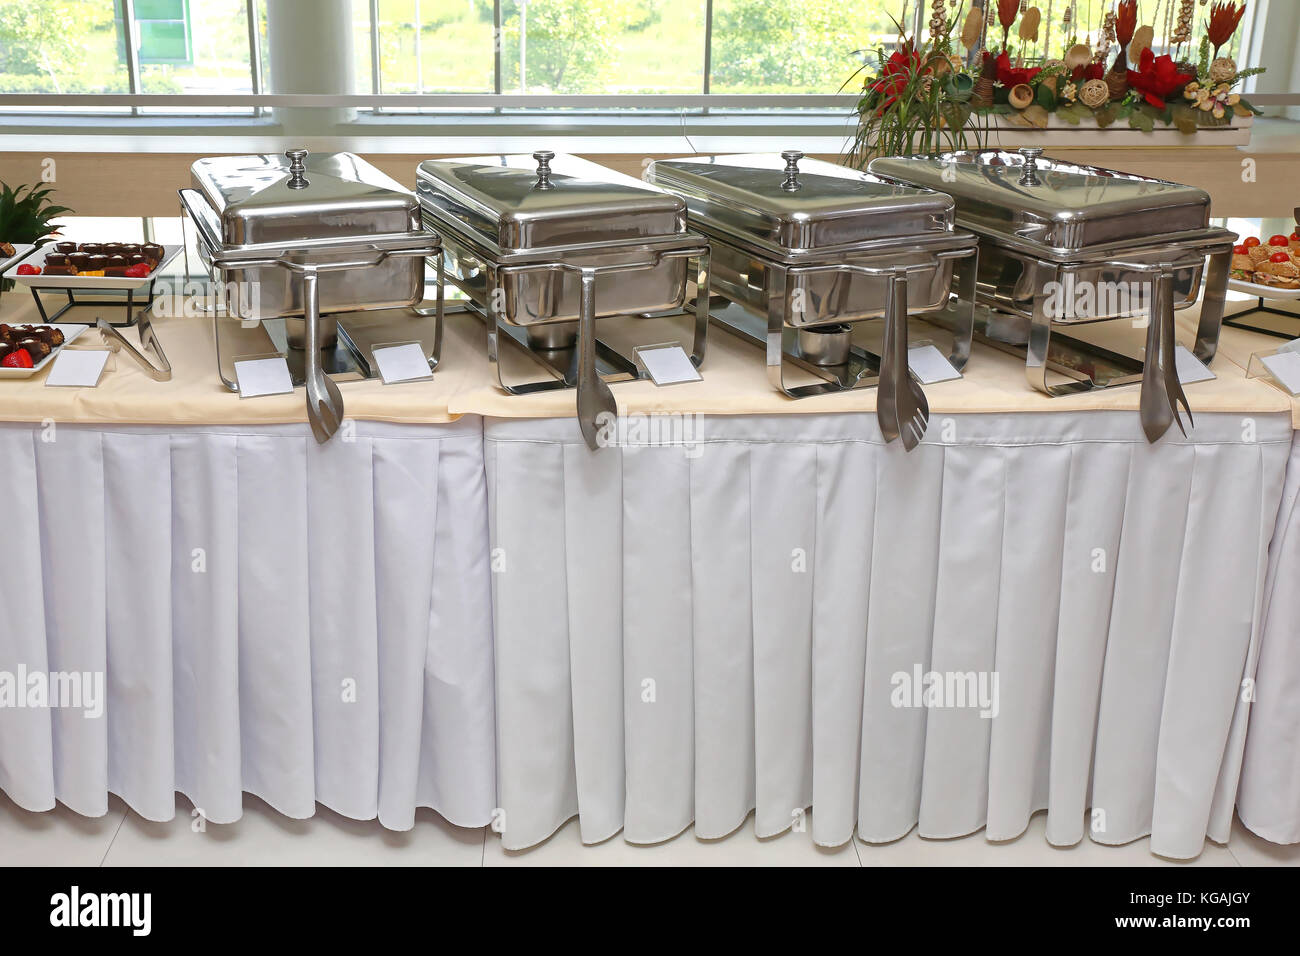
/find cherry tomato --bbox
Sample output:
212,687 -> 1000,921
1270,235 -> 1290,246
1270,252 -> 1291,263
1234,244 -> 1249,254
1244,237 -> 1261,247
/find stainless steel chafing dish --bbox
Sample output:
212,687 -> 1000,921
870,148 -> 1236,442
647,151 -> 979,450
179,148 -> 441,442
416,151 -> 711,448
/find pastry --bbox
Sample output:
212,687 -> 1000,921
18,336 -> 51,361
54,241 -> 77,254
104,254 -> 129,276
78,242 -> 103,255
42,252 -> 74,275
0,241 -> 15,258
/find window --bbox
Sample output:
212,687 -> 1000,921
0,0 -> 1276,116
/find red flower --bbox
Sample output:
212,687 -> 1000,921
870,46 -> 923,113
1126,48 -> 1194,109
1071,62 -> 1106,81
1207,2 -> 1247,57
995,52 -> 1042,88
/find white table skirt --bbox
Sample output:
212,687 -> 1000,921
1239,431 -> 1300,844
0,418 -> 496,831
485,410 -> 1291,858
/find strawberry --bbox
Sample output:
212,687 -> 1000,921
2,349 -> 34,369
15,263 -> 40,275
123,263 -> 150,278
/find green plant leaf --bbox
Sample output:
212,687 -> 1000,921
1171,105 -> 1199,134
1128,110 -> 1155,132
1095,106 -> 1118,128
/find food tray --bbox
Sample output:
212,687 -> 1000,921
0,243 -> 35,273
1228,277 -> 1300,300
0,323 -> 89,379
1,244 -> 181,290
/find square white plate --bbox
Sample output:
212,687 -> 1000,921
0,324 -> 89,379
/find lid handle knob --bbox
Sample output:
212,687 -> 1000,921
781,150 -> 804,192
1018,147 -> 1044,186
285,148 -> 309,189
533,150 -> 556,190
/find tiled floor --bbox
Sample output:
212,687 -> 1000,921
3,789 -> 1297,866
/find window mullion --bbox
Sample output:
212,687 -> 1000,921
121,0 -> 142,115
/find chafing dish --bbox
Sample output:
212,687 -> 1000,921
870,148 -> 1236,442
416,151 -> 711,448
648,151 -> 979,449
179,148 -> 441,442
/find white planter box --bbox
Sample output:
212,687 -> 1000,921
983,112 -> 1253,147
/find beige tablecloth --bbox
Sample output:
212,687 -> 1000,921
0,291 -> 1290,425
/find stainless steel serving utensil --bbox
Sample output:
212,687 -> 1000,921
300,269 -> 344,443
97,312 -> 172,381
1138,267 -> 1192,442
575,271 -> 617,448
878,272 -> 929,450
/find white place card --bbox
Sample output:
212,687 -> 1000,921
1261,351 -> 1300,396
1175,345 -> 1216,385
636,345 -> 702,386
1278,338 -> 1300,356
372,343 -> 434,384
234,356 -> 294,398
907,344 -> 961,385
45,349 -> 110,388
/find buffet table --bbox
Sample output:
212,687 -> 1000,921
1215,319 -> 1300,846
469,312 -> 1292,859
0,275 -> 1296,860
0,300 -> 497,831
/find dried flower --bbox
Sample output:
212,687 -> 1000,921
1061,80 -> 1079,102
1172,0 -> 1195,45
1115,0 -> 1139,46
1207,2 -> 1247,58
1019,6 -> 1042,42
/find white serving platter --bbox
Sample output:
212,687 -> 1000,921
0,243 -> 35,273
1228,277 -> 1300,301
1,244 -> 181,291
0,324 -> 89,379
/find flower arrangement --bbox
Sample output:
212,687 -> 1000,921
847,0 -> 1262,166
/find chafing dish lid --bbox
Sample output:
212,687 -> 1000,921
415,151 -> 686,254
191,149 -> 420,246
868,150 -> 1213,252
647,151 -> 956,256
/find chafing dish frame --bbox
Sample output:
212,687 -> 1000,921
427,207 -> 711,450
703,234 -> 979,399
870,150 -> 1236,442
650,151 -> 980,448
179,186 -> 443,442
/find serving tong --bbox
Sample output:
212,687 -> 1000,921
96,313 -> 172,381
